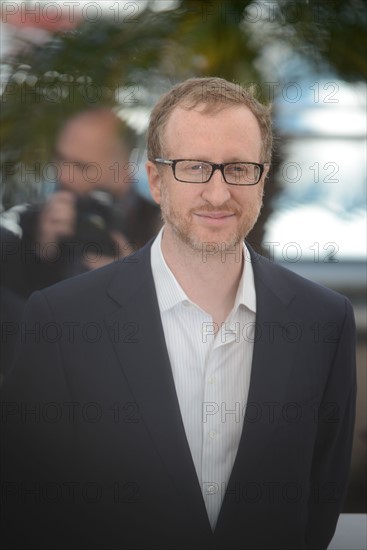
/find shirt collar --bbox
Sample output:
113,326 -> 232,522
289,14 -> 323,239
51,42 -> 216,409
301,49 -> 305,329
151,226 -> 256,315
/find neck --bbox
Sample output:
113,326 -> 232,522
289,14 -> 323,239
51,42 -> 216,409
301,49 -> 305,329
160,226 -> 244,324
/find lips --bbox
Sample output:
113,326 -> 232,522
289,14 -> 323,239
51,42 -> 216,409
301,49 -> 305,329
193,211 -> 236,227
194,211 -> 235,219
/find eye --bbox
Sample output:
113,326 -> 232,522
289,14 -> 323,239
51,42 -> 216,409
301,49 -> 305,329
226,163 -> 247,174
189,163 -> 203,171
179,161 -> 207,172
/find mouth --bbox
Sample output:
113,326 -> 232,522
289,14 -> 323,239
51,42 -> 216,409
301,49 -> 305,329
193,211 -> 236,224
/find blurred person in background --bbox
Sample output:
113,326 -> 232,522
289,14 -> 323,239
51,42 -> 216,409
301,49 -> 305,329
0,226 -> 25,381
1,107 -> 161,299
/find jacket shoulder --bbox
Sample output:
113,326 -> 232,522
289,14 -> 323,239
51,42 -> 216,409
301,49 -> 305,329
38,240 -> 153,310
249,248 -> 352,313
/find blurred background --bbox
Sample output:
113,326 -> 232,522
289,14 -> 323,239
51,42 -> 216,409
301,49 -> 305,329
1,0 -> 366,514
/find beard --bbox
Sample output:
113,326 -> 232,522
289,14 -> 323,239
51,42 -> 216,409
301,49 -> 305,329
159,183 -> 264,253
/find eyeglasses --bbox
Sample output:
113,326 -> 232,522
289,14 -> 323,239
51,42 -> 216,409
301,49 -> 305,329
153,158 -> 266,185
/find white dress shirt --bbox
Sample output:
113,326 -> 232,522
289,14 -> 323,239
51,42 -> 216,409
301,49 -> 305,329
150,228 -> 256,530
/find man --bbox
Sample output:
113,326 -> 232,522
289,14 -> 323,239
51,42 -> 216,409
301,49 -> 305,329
1,108 -> 161,298
2,77 -> 356,550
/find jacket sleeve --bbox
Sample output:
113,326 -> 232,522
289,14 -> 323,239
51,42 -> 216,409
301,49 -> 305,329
304,297 -> 357,550
1,290 -> 74,549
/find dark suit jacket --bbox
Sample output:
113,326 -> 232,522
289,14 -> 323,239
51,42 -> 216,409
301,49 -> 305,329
1,241 -> 356,550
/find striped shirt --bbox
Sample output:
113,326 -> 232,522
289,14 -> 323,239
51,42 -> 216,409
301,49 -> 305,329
150,227 -> 256,530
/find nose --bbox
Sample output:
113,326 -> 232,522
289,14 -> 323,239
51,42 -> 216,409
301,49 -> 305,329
201,167 -> 231,207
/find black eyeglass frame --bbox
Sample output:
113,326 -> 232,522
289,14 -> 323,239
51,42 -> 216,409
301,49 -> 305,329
153,158 -> 266,186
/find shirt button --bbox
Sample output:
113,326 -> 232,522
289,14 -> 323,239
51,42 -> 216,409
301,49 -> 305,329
209,430 -> 217,439
207,484 -> 216,494
208,376 -> 215,384
183,300 -> 191,307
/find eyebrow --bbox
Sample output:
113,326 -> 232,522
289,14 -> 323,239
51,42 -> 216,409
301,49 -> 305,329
172,157 -> 257,163
53,150 -> 90,169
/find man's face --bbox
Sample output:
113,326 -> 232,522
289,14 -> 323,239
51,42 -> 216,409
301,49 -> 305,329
55,117 -> 130,196
146,103 -> 268,252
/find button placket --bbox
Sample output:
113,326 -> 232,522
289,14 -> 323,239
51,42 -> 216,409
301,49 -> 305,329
201,351 -> 222,513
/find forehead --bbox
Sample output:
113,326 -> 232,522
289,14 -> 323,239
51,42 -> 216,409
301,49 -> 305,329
59,120 -> 112,149
56,111 -> 129,158
163,103 -> 262,160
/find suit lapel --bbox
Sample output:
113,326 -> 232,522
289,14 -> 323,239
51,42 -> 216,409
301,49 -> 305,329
216,246 -> 302,530
244,247 -> 301,406
104,243 -> 212,533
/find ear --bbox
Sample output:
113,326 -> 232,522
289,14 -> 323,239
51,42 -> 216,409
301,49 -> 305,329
145,160 -> 162,205
261,163 -> 271,183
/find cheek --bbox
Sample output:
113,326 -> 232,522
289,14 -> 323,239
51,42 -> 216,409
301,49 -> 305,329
236,186 -> 263,206
161,181 -> 182,206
